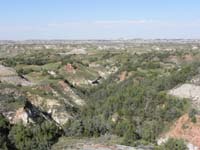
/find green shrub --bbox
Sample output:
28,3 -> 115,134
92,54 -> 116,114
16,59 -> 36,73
8,121 -> 61,150
158,138 -> 188,150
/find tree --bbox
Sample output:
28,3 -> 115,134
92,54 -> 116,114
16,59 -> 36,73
8,122 -> 28,150
8,121 -> 60,150
189,109 -> 197,123
0,114 -> 12,149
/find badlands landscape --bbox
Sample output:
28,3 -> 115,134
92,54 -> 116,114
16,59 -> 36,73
0,40 -> 200,149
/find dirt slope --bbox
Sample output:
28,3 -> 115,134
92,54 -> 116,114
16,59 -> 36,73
159,114 -> 200,150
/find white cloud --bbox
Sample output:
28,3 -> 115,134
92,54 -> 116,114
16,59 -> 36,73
47,19 -> 153,28
94,19 -> 152,24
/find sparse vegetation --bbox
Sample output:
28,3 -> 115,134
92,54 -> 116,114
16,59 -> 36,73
156,138 -> 188,150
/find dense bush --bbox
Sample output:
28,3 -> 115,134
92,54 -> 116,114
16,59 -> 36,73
0,117 -> 60,150
0,114 -> 13,149
8,121 -> 61,150
189,108 -> 197,123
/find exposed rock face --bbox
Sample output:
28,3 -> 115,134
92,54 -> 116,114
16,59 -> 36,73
164,81 -> 200,149
26,92 -> 72,125
0,65 -> 34,86
166,55 -> 180,64
58,48 -> 87,55
166,54 -> 196,65
66,64 -> 76,74
0,74 -> 84,126
50,109 -> 71,125
0,65 -> 17,76
0,89 -> 44,125
119,71 -> 127,81
59,80 -> 85,106
12,107 -> 31,125
169,83 -> 200,109
158,114 -> 200,150
0,87 -> 28,125
0,76 -> 34,86
0,87 -> 21,97
111,113 -> 119,123
191,75 -> 200,85
182,54 -> 194,62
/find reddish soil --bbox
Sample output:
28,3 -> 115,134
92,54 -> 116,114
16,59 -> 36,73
167,55 -> 180,64
65,64 -> 76,73
182,54 -> 194,62
38,85 -> 52,92
12,108 -> 27,124
165,114 -> 200,148
119,71 -> 127,81
58,80 -> 70,92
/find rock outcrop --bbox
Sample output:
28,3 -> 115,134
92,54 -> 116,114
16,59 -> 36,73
26,92 -> 72,125
169,83 -> 200,109
0,65 -> 34,86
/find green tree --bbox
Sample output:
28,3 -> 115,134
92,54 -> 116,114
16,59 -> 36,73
8,121 -> 60,150
189,109 -> 197,123
0,114 -> 12,149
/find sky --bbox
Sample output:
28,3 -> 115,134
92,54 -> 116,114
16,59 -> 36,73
0,0 -> 200,40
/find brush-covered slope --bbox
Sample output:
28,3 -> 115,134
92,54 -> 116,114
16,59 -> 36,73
0,41 -> 200,149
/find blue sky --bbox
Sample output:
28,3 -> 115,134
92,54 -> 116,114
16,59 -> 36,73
0,0 -> 200,39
